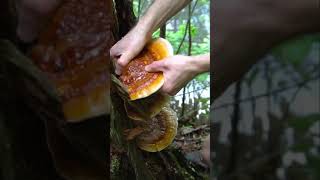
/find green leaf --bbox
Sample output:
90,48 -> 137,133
312,33 -> 320,43
271,35 -> 314,67
288,113 -> 320,135
195,73 -> 209,82
306,154 -> 320,179
291,142 -> 313,152
152,29 -> 160,38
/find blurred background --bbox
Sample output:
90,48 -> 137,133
212,35 -> 320,180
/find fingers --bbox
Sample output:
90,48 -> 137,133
110,27 -> 150,74
145,60 -> 176,95
109,45 -> 118,59
110,43 -> 142,75
145,59 -> 177,95
114,52 -> 132,75
145,60 -> 166,72
118,52 -> 134,68
110,46 -> 133,75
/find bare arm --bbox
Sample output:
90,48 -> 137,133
212,0 -> 320,101
193,54 -> 210,73
146,54 -> 210,95
137,0 -> 191,37
110,0 -> 191,75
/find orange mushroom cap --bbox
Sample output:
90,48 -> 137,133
30,0 -> 114,122
120,38 -> 173,101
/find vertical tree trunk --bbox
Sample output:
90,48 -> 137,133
0,0 -> 207,179
0,1 -> 62,179
111,1 -> 207,179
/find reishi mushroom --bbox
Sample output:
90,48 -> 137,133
119,38 -> 178,152
124,92 -> 170,121
136,106 -> 178,152
28,0 -> 115,179
119,38 -> 173,100
29,0 -> 113,123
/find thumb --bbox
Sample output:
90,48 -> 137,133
115,52 -> 135,75
117,52 -> 135,68
145,61 -> 166,72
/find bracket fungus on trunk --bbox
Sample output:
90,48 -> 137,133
120,38 -> 173,100
119,38 -> 178,152
29,0 -> 114,123
28,0 -> 115,179
135,106 -> 178,152
124,92 -> 170,121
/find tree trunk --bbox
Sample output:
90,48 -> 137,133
0,0 -> 207,179
0,1 -> 61,179
110,1 -> 207,180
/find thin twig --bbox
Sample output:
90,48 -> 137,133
174,85 -> 209,97
175,0 -> 199,54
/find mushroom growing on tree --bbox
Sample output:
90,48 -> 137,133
118,38 -> 178,152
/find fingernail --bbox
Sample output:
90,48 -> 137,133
145,66 -> 150,71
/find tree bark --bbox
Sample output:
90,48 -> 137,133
110,1 -> 207,180
0,0 -> 207,179
0,1 -> 61,179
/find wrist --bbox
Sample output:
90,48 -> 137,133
129,23 -> 152,48
135,17 -> 156,39
189,54 -> 210,75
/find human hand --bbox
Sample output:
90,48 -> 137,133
145,55 -> 207,96
110,0 -> 191,75
110,26 -> 151,75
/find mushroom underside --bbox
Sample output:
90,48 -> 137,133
135,107 -> 178,152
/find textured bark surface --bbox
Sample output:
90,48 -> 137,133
0,0 -> 16,41
0,2 -> 59,179
0,0 -> 206,179
0,0 -> 112,179
27,0 -> 116,178
0,40 -> 63,180
110,1 -> 208,180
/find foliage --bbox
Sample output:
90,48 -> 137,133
212,32 -> 320,179
287,113 -> 320,180
132,0 -> 210,122
271,33 -> 320,79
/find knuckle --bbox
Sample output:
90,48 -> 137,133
162,85 -> 174,96
118,60 -> 127,67
161,61 -> 168,68
110,49 -> 117,58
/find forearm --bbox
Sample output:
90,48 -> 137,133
191,53 -> 210,75
136,0 -> 191,37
